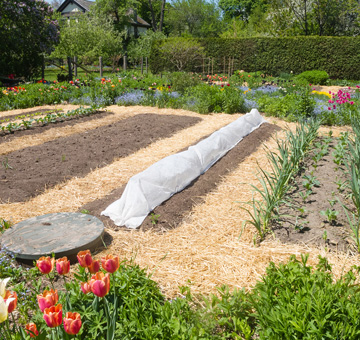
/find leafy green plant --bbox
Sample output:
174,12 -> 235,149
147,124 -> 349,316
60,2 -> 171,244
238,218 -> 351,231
149,213 -> 160,225
320,208 -> 339,225
250,254 -> 360,339
302,173 -> 320,190
296,70 -> 329,85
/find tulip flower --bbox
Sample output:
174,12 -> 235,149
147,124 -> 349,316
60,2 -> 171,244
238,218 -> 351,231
101,254 -> 120,273
43,304 -> 62,328
0,278 -> 10,298
26,323 -> 39,337
80,281 -> 91,295
56,257 -> 70,275
88,259 -> 100,274
0,296 -> 15,323
77,250 -> 93,267
89,272 -> 110,297
36,256 -> 55,274
25,323 -> 39,338
4,291 -> 17,313
37,289 -> 58,312
63,312 -> 82,335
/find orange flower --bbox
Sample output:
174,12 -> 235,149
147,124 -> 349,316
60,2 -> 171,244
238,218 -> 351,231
88,259 -> 100,274
63,312 -> 82,335
36,256 -> 55,274
89,272 -> 110,297
77,250 -> 92,267
37,289 -> 58,312
101,254 -> 120,273
4,291 -> 17,313
43,304 -> 62,328
56,257 -> 70,275
25,323 -> 39,338
80,281 -> 91,294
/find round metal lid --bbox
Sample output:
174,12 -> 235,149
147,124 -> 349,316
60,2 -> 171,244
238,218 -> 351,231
1,212 -> 104,261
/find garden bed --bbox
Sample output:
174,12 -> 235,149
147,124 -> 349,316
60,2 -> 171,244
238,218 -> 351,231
82,123 -> 280,231
0,113 -> 201,202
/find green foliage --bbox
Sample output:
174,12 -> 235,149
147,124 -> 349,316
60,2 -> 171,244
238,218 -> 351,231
0,0 -> 60,79
150,37 -> 360,79
185,84 -> 246,114
168,72 -> 202,93
166,0 -> 224,38
51,12 -> 125,69
127,30 -> 166,60
251,254 -> 360,339
296,70 -> 330,85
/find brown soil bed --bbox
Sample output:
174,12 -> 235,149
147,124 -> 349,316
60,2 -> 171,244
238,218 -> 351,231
0,113 -> 201,203
0,110 -> 112,144
271,137 -> 355,252
81,123 -> 280,231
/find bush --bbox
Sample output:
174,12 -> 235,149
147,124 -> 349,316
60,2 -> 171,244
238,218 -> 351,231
250,254 -> 360,339
296,70 -> 329,85
168,72 -> 202,93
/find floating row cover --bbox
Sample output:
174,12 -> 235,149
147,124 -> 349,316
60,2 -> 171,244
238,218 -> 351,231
101,109 -> 266,229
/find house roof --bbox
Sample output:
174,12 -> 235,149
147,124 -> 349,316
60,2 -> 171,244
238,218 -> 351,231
57,0 -> 94,14
57,1 -> 151,27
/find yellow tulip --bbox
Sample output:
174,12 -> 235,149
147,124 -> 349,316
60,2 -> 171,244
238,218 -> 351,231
0,296 -> 14,323
0,278 -> 10,298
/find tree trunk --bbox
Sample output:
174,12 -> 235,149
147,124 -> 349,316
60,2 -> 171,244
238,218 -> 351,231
159,0 -> 166,32
148,0 -> 158,31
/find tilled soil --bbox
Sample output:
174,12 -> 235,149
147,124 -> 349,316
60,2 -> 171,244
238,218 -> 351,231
0,113 -> 201,203
272,138 -> 354,252
82,123 -> 280,232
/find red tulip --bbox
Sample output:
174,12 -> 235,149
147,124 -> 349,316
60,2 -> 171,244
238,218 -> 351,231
4,291 -> 17,313
56,257 -> 70,275
25,323 -> 39,338
80,281 -> 91,295
36,256 -> 55,274
63,312 -> 82,335
43,304 -> 62,328
89,272 -> 110,297
77,250 -> 92,267
88,259 -> 100,274
37,289 -> 58,312
101,255 -> 120,274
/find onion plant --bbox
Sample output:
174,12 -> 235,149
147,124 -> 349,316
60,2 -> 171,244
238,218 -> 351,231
243,119 -> 320,240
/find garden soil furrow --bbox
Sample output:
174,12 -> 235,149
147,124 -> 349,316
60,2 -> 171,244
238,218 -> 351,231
0,114 -> 201,203
82,123 -> 280,231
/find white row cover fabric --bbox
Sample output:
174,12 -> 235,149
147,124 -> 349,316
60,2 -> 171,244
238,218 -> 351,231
101,109 -> 266,229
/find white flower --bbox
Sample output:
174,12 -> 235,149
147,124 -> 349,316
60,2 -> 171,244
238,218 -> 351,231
0,296 -> 14,323
0,278 -> 10,298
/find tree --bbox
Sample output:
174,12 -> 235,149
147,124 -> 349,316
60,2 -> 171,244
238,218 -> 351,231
219,0 -> 267,21
127,30 -> 166,60
158,38 -> 204,70
0,0 -> 60,79
166,0 -> 224,37
51,12 -> 125,69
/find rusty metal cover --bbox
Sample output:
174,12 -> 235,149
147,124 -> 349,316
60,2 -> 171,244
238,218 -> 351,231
1,212 -> 104,261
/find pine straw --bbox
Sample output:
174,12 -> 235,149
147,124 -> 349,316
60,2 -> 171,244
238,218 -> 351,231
0,105 -> 201,156
1,108 -> 357,298
0,111 -> 240,220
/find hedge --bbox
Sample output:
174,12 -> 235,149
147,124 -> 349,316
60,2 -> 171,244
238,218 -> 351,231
150,37 -> 360,80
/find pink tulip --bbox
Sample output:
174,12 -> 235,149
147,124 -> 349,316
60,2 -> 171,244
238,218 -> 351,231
63,312 -> 82,335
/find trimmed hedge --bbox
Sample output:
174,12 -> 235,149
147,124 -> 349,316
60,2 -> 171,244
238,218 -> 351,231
150,37 -> 360,80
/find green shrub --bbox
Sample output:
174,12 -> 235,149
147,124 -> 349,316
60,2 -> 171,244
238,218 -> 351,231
296,70 -> 329,85
251,254 -> 360,339
168,72 -> 202,93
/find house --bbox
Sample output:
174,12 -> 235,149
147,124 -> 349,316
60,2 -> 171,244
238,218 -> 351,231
57,0 -> 151,37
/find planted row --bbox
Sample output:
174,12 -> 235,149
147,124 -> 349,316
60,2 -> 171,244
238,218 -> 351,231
0,105 -> 102,135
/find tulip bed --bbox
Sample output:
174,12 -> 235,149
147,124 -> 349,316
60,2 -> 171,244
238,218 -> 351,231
3,250 -> 360,339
